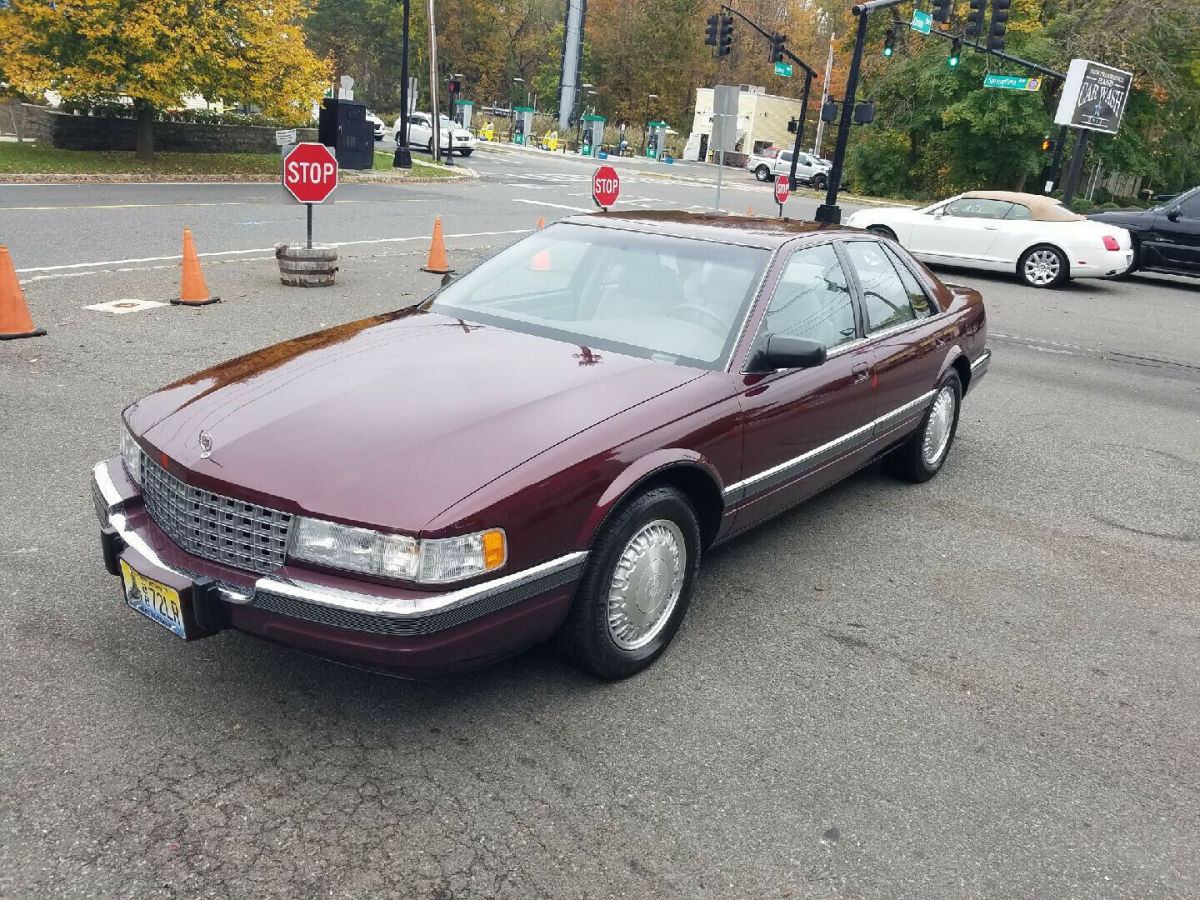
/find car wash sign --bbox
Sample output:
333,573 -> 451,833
1053,59 -> 1133,135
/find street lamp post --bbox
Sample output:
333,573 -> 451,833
392,0 -> 412,169
640,93 -> 658,155
510,76 -> 524,142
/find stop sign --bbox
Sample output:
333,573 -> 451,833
283,143 -> 338,204
774,174 -> 790,206
592,165 -> 620,209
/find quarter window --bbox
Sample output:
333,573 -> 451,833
760,244 -> 857,350
843,240 -> 919,333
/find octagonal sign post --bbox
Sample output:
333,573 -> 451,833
283,142 -> 339,248
774,174 -> 790,217
592,164 -> 620,209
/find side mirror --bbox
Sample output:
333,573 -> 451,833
1167,208 -> 1181,222
932,207 -> 946,218
748,334 -> 827,372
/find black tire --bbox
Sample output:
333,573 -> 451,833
1017,244 -> 1069,288
754,165 -> 771,182
1110,239 -> 1140,279
811,173 -> 827,190
867,225 -> 898,241
885,371 -> 962,483
560,486 -> 702,679
427,139 -> 434,155
460,148 -> 473,156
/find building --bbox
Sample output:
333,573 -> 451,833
685,85 -> 806,162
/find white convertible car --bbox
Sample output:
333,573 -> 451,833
846,191 -> 1133,288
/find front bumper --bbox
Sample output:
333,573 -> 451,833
93,458 -> 585,676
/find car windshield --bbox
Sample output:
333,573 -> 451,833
428,224 -> 769,370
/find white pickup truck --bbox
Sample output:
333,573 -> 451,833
745,149 -> 833,190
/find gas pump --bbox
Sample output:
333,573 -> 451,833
646,121 -> 668,159
455,99 -> 473,131
580,114 -> 605,157
512,107 -> 534,145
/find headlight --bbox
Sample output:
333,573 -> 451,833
289,518 -> 507,585
120,424 -> 143,485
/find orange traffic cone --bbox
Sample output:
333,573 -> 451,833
172,228 -> 219,306
537,216 -> 545,229
747,205 -> 754,216
0,246 -> 45,340
421,217 -> 453,275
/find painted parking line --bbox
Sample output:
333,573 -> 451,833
511,198 -> 594,213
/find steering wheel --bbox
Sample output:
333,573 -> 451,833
668,303 -> 728,335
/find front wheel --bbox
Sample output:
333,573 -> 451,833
560,486 -> 701,679
754,165 -> 771,182
426,139 -> 434,155
460,148 -> 473,156
1018,244 -> 1069,288
886,371 -> 962,483
811,173 -> 827,190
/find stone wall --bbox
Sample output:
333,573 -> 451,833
21,105 -> 317,153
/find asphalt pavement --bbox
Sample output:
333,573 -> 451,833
1,147 -> 1198,899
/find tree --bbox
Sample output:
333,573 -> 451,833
0,0 -> 330,159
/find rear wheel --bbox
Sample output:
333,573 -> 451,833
867,225 -> 898,241
886,371 -> 962,483
1018,244 -> 1069,288
560,486 -> 701,679
811,173 -> 828,190
754,165 -> 771,182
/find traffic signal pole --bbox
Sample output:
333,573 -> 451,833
815,3 -> 872,225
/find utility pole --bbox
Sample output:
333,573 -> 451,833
426,0 -> 440,164
813,32 -> 835,158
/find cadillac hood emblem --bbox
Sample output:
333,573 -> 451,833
198,430 -> 214,459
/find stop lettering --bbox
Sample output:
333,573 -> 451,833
592,165 -> 620,208
283,143 -> 339,204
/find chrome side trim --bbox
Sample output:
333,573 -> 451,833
724,390 -> 937,501
970,348 -> 992,371
92,461 -> 125,518
253,550 -> 589,621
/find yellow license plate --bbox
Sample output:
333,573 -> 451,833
120,559 -> 187,639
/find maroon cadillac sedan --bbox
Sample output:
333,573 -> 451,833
92,212 -> 989,679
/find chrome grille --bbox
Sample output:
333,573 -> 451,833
140,453 -> 293,574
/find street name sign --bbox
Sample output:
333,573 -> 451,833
910,9 -> 932,34
1053,59 -> 1133,134
774,61 -> 793,77
283,143 -> 338,204
983,74 -> 1042,92
592,165 -> 620,208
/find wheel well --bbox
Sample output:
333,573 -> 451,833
1018,243 -> 1070,278
633,465 -> 725,549
951,354 -> 972,394
867,225 -> 897,239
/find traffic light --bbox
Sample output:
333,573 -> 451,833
988,0 -> 1010,52
965,0 -> 986,37
1040,135 -> 1057,153
948,37 -> 962,68
769,32 -> 786,64
704,13 -> 718,47
447,77 -> 462,96
931,0 -> 951,24
821,98 -> 839,122
718,14 -> 734,57
882,27 -> 895,58
787,117 -> 798,134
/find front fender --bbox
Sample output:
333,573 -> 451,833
574,449 -> 726,549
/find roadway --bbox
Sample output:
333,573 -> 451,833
1,145 -> 1197,899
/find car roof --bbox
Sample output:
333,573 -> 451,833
558,210 -> 851,250
961,190 -> 1083,222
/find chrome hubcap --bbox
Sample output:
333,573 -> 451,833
1024,249 -> 1061,286
922,386 -> 956,467
606,519 -> 686,651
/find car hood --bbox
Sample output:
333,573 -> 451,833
127,308 -> 703,532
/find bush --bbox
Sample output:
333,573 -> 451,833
846,130 -> 910,198
57,96 -> 299,128
1068,197 -> 1097,214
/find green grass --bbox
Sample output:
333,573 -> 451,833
0,141 -> 281,175
371,149 -> 456,177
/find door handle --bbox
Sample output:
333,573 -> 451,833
983,225 -> 999,231
852,363 -> 870,384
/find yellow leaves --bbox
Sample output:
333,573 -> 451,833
1,0 -> 329,114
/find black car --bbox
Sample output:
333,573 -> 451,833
1089,187 -> 1200,278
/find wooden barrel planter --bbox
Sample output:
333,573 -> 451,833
274,243 -> 338,287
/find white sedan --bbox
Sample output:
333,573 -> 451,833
846,190 -> 1133,288
393,111 -> 476,156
